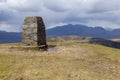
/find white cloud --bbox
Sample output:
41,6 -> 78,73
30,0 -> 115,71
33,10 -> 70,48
6,0 -> 44,12
0,0 -> 120,32
0,23 -> 20,32
86,20 -> 120,29
92,0 -> 120,12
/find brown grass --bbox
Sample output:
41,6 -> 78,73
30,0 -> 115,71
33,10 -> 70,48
0,42 -> 120,80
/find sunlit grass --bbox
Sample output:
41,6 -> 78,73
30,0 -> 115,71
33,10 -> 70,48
0,42 -> 120,80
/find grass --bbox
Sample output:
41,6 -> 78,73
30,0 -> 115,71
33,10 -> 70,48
0,42 -> 120,80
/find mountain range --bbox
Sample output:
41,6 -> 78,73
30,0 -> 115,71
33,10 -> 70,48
0,31 -> 22,43
0,24 -> 120,43
46,24 -> 120,39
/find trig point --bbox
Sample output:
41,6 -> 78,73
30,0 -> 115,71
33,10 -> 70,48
22,16 -> 47,49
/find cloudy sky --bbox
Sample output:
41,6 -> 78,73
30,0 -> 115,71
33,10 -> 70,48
0,0 -> 120,32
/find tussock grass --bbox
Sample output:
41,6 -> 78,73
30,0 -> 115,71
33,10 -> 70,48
0,42 -> 120,80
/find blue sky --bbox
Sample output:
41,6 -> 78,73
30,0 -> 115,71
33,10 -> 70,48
0,0 -> 120,32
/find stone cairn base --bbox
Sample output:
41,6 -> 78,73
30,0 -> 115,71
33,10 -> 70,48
22,16 -> 47,50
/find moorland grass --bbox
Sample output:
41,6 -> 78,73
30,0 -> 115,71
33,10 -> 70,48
0,42 -> 120,80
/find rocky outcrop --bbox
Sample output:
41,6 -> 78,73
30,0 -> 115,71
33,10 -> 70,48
47,36 -> 120,49
22,16 -> 47,48
89,38 -> 120,49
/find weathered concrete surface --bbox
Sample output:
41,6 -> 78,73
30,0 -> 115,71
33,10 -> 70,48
22,16 -> 47,48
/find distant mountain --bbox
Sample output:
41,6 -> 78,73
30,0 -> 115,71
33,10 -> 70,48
0,31 -> 22,43
0,24 -> 120,44
46,24 -> 120,39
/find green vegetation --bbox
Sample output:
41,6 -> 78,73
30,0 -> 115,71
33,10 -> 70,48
0,42 -> 120,80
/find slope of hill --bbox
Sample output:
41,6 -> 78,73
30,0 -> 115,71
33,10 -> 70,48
0,42 -> 120,80
47,36 -> 120,49
0,31 -> 22,43
111,38 -> 120,42
46,24 -> 120,39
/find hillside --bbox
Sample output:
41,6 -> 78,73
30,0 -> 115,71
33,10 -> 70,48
0,42 -> 120,80
47,36 -> 120,49
0,31 -> 21,43
111,38 -> 120,42
46,24 -> 120,39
